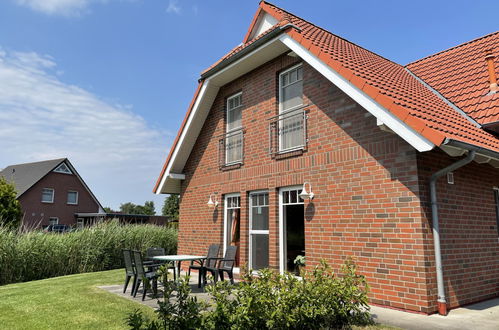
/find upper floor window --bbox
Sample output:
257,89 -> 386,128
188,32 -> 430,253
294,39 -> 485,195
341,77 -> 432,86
278,64 -> 306,152
223,93 -> 244,165
67,191 -> 78,205
280,64 -> 303,113
494,188 -> 499,241
53,163 -> 72,174
41,188 -> 54,203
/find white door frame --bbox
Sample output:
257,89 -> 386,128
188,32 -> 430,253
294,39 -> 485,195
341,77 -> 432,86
223,193 -> 240,255
249,190 -> 269,270
279,185 -> 304,273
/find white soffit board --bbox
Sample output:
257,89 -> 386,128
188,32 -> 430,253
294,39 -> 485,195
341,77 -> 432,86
279,34 -> 435,153
249,12 -> 279,41
156,38 -> 288,194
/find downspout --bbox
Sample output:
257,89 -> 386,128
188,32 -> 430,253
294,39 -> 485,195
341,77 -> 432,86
430,150 -> 476,315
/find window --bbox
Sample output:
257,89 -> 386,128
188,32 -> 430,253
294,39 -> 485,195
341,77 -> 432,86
53,163 -> 72,174
41,188 -> 54,203
67,191 -> 78,205
279,64 -> 305,151
280,64 -> 303,113
494,188 -> 499,241
249,191 -> 269,270
76,218 -> 84,229
225,93 -> 244,164
49,217 -> 59,225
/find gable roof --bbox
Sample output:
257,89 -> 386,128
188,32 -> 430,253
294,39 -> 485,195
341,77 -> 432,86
0,158 -> 66,197
407,32 -> 499,126
154,1 -> 499,194
0,158 -> 104,211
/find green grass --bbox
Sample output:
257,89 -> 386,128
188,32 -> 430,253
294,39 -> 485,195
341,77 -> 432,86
0,268 -> 154,330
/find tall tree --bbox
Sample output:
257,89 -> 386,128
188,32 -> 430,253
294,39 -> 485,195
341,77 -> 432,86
162,194 -> 179,220
0,177 -> 22,227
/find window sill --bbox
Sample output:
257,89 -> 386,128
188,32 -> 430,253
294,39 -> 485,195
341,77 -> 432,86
274,148 -> 304,160
41,201 -> 54,204
67,203 -> 78,205
220,162 -> 242,171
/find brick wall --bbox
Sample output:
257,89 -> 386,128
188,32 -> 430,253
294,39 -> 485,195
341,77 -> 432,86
176,53 -> 474,314
417,149 -> 499,310
19,171 -> 100,228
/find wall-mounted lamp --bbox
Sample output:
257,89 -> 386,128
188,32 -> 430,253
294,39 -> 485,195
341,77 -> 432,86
207,193 -> 219,208
299,182 -> 314,200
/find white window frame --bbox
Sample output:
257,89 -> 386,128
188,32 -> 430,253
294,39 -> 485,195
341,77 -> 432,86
223,193 -> 241,255
278,63 -> 304,152
53,163 -> 72,174
67,191 -> 78,205
49,217 -> 59,225
76,218 -> 84,229
279,185 -> 305,273
41,188 -> 54,203
249,190 -> 269,270
225,92 -> 243,165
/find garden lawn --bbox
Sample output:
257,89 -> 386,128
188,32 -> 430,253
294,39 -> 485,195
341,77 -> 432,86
0,269 -> 154,330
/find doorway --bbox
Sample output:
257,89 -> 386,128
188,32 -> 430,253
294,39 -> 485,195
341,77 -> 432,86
279,187 -> 305,274
224,194 -> 240,267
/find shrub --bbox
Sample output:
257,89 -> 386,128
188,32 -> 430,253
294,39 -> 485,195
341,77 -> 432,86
0,177 -> 22,228
129,259 -> 373,330
0,220 -> 177,285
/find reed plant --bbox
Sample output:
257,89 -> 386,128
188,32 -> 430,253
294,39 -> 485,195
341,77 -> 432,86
0,220 -> 177,285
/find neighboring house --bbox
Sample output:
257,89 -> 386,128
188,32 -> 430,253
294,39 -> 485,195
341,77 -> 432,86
154,1 -> 499,315
0,158 -> 104,229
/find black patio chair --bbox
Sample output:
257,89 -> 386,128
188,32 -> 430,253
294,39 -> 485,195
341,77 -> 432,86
204,245 -> 238,286
132,250 -> 158,301
122,249 -> 136,294
146,247 -> 176,281
188,244 -> 220,288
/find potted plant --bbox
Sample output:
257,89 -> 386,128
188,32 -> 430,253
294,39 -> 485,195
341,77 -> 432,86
294,255 -> 306,276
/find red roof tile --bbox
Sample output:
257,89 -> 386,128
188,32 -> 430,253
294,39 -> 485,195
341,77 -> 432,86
155,2 -> 499,192
407,32 -> 499,126
256,1 -> 499,152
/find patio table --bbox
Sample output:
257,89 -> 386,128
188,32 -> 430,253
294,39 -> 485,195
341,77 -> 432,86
152,255 -> 206,280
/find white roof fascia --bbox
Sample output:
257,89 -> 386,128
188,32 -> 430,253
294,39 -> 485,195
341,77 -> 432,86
279,34 -> 435,152
156,81 -> 211,194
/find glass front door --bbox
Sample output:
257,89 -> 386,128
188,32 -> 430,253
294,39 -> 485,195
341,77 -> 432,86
249,191 -> 269,270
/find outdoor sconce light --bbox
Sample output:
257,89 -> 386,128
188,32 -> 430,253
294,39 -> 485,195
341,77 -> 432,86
207,193 -> 219,208
299,182 -> 314,200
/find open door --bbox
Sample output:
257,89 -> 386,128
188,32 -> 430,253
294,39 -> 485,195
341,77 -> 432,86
279,187 -> 305,274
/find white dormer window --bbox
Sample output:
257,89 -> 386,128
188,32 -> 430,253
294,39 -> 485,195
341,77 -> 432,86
54,163 -> 72,174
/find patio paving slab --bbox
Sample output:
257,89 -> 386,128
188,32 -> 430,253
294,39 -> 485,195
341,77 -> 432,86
371,298 -> 499,330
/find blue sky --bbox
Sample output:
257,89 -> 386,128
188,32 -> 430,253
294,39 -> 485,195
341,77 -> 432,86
0,0 -> 497,212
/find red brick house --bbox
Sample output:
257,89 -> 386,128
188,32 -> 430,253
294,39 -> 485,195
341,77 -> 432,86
0,158 -> 104,229
154,2 -> 499,315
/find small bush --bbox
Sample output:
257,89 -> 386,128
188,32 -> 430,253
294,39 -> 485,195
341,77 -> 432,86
129,259 -> 373,330
0,220 -> 177,285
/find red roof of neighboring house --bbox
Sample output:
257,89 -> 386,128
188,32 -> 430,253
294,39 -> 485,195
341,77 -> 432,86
407,32 -> 499,126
